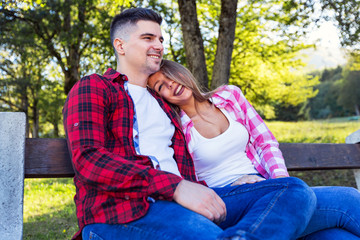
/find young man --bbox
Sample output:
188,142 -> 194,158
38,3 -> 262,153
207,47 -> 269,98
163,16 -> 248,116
63,8 -> 316,240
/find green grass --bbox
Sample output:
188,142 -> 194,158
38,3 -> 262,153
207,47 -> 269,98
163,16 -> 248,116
23,120 -> 360,239
23,178 -> 77,240
265,120 -> 360,144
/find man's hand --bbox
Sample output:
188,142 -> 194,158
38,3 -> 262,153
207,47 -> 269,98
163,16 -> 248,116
231,174 -> 266,186
173,179 -> 226,224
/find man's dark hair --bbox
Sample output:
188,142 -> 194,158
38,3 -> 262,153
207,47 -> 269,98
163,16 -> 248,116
110,8 -> 162,46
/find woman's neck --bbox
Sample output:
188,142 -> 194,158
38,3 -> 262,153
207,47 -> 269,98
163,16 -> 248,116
181,99 -> 213,120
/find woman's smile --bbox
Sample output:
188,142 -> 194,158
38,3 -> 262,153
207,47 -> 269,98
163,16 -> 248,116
174,84 -> 184,96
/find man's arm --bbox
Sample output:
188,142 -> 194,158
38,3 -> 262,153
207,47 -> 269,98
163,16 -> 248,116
173,179 -> 227,224
63,75 -> 183,200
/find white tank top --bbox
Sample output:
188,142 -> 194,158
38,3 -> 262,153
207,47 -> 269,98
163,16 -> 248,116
189,109 -> 258,187
127,83 -> 181,176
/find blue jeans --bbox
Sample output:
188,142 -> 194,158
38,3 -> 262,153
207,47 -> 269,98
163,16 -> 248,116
213,177 -> 316,239
82,200 -> 222,240
301,228 -> 360,240
299,186 -> 360,239
82,177 -> 316,240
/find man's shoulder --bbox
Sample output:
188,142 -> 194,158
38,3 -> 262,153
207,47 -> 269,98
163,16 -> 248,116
80,73 -> 107,84
76,68 -> 122,88
80,69 -> 115,83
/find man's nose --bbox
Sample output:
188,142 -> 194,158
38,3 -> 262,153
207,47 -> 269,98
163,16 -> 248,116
153,39 -> 164,51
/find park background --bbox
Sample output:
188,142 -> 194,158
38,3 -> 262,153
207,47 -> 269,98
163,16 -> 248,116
0,0 -> 359,239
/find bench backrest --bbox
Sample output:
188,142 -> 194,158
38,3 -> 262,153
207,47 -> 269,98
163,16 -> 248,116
25,138 -> 360,178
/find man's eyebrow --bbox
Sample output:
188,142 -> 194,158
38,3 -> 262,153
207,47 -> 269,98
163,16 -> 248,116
140,33 -> 164,41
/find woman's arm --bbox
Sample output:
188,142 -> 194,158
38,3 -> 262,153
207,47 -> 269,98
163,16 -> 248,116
229,85 -> 289,178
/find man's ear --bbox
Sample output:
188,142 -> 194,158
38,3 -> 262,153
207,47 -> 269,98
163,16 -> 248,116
114,38 -> 125,55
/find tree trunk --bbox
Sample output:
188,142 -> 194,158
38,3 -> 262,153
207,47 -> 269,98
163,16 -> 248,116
177,0 -> 209,90
355,104 -> 360,116
32,98 -> 39,138
211,0 -> 238,89
53,121 -> 59,138
64,49 -> 80,95
20,87 -> 30,138
63,0 -> 82,94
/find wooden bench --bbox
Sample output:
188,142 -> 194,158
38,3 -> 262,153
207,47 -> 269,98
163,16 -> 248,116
24,138 -> 360,180
1,112 -> 360,239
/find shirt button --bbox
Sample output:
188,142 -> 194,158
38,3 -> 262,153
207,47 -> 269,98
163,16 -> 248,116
124,195 -> 130,200
156,164 -> 160,170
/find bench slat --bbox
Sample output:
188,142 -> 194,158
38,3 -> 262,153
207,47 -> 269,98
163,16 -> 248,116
25,138 -> 73,178
24,138 -> 360,178
281,143 -> 360,170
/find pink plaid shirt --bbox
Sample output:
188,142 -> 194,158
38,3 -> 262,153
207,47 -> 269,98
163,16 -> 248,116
181,85 -> 289,179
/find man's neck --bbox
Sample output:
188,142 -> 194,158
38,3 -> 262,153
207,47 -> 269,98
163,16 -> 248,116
117,65 -> 149,88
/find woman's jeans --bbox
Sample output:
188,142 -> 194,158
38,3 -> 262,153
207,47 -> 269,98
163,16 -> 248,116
82,177 -> 316,240
299,186 -> 360,239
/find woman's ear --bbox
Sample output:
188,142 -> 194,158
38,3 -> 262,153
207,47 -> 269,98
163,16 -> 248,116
114,38 -> 125,55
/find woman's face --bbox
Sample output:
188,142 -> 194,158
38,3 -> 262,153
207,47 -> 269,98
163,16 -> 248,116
148,71 -> 193,106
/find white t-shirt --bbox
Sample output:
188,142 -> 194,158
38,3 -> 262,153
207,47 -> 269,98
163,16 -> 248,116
127,83 -> 181,176
189,109 -> 258,187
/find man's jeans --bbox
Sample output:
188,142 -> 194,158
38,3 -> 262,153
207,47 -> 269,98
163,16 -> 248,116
82,178 -> 360,239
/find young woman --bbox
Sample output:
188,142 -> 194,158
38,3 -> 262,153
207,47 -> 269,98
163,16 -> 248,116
148,59 -> 360,240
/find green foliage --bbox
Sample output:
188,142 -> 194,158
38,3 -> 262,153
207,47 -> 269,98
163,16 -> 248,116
175,0 -> 319,119
337,53 -> 360,114
0,0 -> 118,93
38,79 -> 66,138
304,53 -> 360,120
305,66 -> 349,119
1,0 -> 358,133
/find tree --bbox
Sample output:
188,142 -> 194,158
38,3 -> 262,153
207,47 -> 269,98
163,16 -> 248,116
177,0 -> 239,90
177,0 -> 209,89
0,0 -> 117,94
338,54 -> 360,115
210,0 -> 238,89
39,78 -> 66,137
174,0 -> 319,118
318,0 -> 360,50
0,45 -> 46,137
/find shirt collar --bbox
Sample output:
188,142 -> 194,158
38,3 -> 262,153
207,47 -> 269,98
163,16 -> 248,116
103,68 -> 129,83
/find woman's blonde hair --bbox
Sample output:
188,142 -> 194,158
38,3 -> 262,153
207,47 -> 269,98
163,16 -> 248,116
154,60 -> 216,116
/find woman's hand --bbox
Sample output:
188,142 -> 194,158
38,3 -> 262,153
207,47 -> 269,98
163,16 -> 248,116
231,175 -> 266,186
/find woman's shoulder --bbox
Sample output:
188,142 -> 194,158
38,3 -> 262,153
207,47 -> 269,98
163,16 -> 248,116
213,85 -> 243,98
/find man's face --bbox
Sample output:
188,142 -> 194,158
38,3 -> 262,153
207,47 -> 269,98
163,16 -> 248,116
121,20 -> 164,75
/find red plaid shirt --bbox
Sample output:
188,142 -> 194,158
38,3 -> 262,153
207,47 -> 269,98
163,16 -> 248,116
63,68 -> 201,240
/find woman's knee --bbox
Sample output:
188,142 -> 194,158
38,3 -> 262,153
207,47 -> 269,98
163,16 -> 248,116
276,177 -> 316,199
281,177 -> 317,214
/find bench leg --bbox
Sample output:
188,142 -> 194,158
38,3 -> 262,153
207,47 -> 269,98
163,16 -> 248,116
346,131 -> 360,191
354,169 -> 360,191
0,112 -> 26,240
